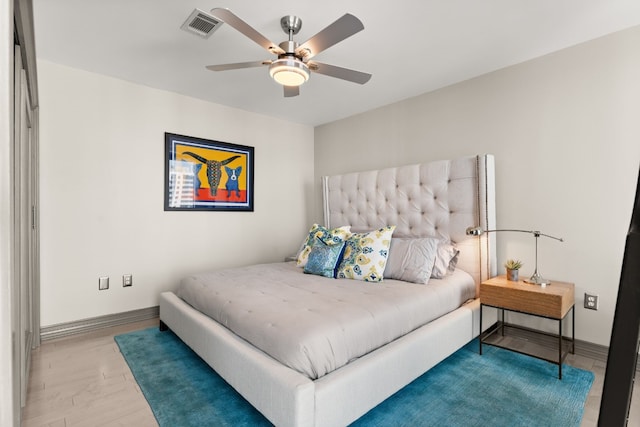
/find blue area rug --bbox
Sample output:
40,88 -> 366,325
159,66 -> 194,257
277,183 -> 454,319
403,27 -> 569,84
115,327 -> 594,427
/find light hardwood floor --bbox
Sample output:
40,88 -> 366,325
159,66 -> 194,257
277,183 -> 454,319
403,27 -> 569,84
22,319 -> 159,427
21,318 -> 639,426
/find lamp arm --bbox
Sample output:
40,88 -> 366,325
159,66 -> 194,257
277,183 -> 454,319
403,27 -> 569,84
466,225 -> 564,286
485,229 -> 563,242
532,231 -> 564,242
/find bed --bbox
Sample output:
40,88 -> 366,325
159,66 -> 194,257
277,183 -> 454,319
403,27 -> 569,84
159,154 -> 497,427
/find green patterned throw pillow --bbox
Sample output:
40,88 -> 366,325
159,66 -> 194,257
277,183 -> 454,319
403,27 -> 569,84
336,225 -> 396,282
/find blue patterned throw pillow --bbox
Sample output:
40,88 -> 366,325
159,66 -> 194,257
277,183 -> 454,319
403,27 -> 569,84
336,226 -> 396,282
296,224 -> 351,268
304,238 -> 346,278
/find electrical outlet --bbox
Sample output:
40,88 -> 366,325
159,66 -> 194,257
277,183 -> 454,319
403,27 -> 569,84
123,274 -> 133,287
99,276 -> 109,290
584,293 -> 599,310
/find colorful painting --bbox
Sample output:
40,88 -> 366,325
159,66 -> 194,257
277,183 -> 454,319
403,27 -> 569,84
164,133 -> 254,211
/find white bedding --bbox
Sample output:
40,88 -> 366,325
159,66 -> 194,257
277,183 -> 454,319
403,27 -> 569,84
175,261 -> 475,379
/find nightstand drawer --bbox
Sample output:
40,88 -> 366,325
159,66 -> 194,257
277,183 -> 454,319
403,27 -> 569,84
480,276 -> 574,319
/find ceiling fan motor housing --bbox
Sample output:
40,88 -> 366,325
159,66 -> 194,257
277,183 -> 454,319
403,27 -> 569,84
279,40 -> 298,55
272,36 -> 309,87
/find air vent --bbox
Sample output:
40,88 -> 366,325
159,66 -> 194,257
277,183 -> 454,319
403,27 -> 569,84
180,9 -> 223,39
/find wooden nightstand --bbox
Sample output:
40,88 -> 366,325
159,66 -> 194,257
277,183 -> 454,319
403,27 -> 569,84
479,275 -> 575,379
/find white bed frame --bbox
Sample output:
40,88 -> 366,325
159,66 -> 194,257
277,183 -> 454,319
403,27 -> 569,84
159,154 -> 497,427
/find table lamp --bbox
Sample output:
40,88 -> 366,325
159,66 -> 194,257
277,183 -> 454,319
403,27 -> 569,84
466,226 -> 563,286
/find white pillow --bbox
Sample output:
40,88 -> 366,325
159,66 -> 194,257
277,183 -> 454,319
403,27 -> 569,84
431,240 -> 460,279
384,238 -> 439,284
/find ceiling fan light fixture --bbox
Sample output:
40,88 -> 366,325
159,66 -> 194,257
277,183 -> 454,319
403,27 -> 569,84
269,58 -> 309,87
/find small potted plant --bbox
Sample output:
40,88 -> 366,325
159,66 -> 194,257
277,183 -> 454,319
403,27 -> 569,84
504,259 -> 523,281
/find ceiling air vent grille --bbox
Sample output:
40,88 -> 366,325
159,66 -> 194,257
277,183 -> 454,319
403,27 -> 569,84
180,9 -> 223,39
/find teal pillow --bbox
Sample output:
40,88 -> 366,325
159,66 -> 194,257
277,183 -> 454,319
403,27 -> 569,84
304,238 -> 346,278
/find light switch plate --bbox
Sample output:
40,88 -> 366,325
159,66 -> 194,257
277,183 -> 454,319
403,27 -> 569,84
99,276 -> 109,290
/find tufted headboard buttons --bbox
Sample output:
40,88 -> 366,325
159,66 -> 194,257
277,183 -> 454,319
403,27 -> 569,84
322,155 -> 497,292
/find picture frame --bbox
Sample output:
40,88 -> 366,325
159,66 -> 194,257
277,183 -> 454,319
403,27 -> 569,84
164,133 -> 254,211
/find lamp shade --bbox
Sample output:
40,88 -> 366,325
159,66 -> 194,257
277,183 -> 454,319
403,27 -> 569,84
269,58 -> 310,87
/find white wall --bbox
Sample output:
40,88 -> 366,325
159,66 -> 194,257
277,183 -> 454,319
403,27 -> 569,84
314,26 -> 640,347
38,60 -> 315,326
1,1 -> 15,425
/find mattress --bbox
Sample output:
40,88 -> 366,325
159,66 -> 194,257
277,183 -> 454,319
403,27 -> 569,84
175,261 -> 475,379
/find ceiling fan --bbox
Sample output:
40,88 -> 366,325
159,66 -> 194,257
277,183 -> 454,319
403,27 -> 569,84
206,8 -> 372,97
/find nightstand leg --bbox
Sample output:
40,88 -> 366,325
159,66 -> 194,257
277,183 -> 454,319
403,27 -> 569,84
572,306 -> 575,354
479,303 -> 483,355
558,319 -> 563,380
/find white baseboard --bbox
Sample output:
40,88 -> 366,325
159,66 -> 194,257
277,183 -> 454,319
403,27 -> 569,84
40,306 -> 159,341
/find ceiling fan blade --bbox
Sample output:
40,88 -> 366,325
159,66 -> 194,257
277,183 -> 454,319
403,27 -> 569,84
295,14 -> 364,60
210,8 -> 285,55
308,62 -> 371,85
206,60 -> 271,72
283,86 -> 299,97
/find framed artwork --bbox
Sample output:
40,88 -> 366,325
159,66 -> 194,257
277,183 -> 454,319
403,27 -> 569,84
164,133 -> 254,211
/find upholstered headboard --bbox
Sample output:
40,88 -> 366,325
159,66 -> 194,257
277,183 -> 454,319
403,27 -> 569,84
322,154 -> 497,290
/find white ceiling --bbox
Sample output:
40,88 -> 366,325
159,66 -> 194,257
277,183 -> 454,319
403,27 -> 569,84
33,0 -> 640,127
